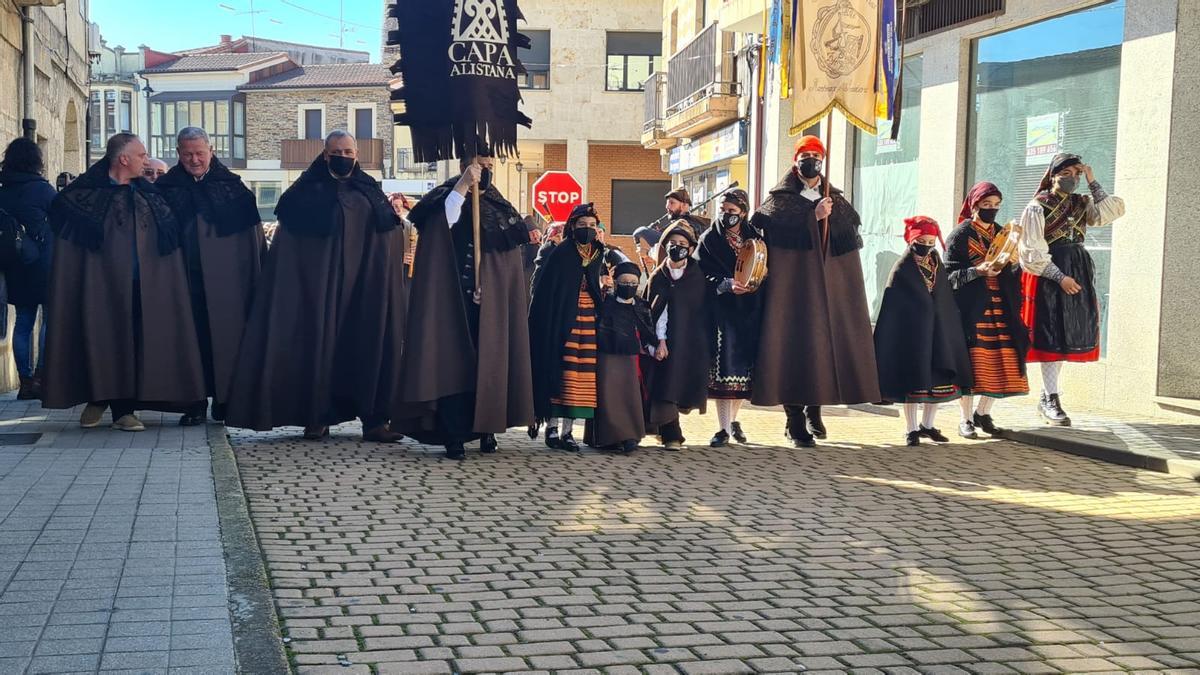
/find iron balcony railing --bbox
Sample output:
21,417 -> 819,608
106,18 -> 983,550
664,22 -> 738,119
903,0 -> 1005,40
642,71 -> 666,132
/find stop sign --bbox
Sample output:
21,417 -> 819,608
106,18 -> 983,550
531,171 -> 584,222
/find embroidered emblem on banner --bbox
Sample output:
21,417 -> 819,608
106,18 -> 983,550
450,0 -> 517,79
811,0 -> 870,78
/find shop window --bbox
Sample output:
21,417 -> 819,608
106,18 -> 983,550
611,179 -> 672,235
251,181 -> 283,222
852,55 -> 923,320
966,0 -> 1125,354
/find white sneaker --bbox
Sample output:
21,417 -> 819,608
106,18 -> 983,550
112,414 -> 145,432
958,420 -> 979,439
80,403 -> 108,428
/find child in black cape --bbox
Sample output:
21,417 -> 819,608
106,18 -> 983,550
583,261 -> 657,453
873,216 -> 973,446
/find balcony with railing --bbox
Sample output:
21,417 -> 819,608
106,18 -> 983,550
662,23 -> 739,139
281,138 -> 384,170
640,72 -> 673,150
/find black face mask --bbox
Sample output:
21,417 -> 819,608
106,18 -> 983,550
328,155 -> 356,178
720,212 -> 742,229
479,167 -> 493,191
977,208 -> 999,224
615,284 -> 638,300
912,243 -> 934,257
798,157 -> 823,179
667,244 -> 690,262
573,228 -> 597,246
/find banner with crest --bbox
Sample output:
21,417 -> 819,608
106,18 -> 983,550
387,0 -> 533,162
791,0 -> 881,135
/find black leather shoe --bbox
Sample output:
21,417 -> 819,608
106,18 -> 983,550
805,406 -> 827,439
1039,394 -> 1072,427
179,410 -> 207,427
973,412 -> 1003,436
619,439 -> 639,454
480,434 -> 498,454
210,401 -> 226,422
791,430 -> 816,448
906,431 -> 921,447
545,426 -> 563,450
561,432 -> 580,452
919,426 -> 949,443
730,421 -> 747,443
709,430 -> 729,448
445,443 -> 466,460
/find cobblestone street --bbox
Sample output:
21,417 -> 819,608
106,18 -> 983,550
232,406 -> 1200,675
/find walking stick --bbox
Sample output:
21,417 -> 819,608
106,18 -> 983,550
821,114 -> 833,253
472,182 -> 482,302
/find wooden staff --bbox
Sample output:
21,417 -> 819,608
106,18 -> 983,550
407,224 -> 417,278
472,182 -> 482,300
821,113 -> 833,254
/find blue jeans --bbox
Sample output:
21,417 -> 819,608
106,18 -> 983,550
13,305 -> 45,378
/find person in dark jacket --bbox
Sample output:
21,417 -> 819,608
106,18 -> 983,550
0,138 -> 56,400
643,223 -> 711,450
698,188 -> 762,447
527,203 -> 626,451
584,260 -> 657,454
873,216 -> 973,447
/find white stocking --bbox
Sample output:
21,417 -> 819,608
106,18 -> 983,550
716,400 -> 733,435
1041,362 -> 1063,396
903,403 -> 920,433
729,399 -> 743,424
976,397 -> 996,415
561,418 -> 575,436
958,396 -> 974,422
922,403 -> 939,429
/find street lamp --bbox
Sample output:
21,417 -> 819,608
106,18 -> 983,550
141,81 -> 154,151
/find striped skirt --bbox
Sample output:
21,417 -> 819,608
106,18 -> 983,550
551,287 -> 598,419
968,277 -> 1030,398
903,383 -> 962,405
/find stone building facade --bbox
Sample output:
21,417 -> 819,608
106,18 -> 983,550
0,0 -> 91,179
243,87 -> 392,163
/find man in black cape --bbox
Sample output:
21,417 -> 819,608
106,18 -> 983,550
224,130 -> 406,441
156,127 -> 264,425
396,151 -> 538,460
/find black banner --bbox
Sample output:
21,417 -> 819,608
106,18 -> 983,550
387,0 -> 533,162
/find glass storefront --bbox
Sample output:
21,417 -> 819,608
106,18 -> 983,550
853,55 -> 923,319
966,0 -> 1125,354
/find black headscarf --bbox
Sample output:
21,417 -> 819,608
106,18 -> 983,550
48,156 -> 179,255
274,155 -> 399,237
156,156 -> 261,237
1036,153 -> 1082,194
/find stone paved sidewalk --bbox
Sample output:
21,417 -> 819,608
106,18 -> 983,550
232,405 -> 1200,675
0,396 -> 238,674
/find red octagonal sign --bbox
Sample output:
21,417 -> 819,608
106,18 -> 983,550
531,171 -> 583,223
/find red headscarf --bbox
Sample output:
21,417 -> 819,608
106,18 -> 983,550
904,215 -> 944,248
793,135 -> 826,160
958,181 -> 1002,222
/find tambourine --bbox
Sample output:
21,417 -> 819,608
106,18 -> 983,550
734,239 -> 768,291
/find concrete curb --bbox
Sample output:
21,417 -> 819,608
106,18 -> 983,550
998,428 -> 1200,482
209,424 -> 292,674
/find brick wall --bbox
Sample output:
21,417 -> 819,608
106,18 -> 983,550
588,144 -> 668,227
244,87 -> 394,161
527,142 -> 568,206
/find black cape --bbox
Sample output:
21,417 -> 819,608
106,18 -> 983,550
274,156 -> 398,237
49,157 -> 179,255
527,240 -> 608,421
698,220 -> 763,359
597,296 -> 656,356
873,248 -> 973,402
643,261 -> 711,411
155,157 -> 260,237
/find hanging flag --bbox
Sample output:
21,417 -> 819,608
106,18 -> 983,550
780,0 -> 794,97
386,0 -> 533,161
790,0 -> 882,135
875,0 -> 899,121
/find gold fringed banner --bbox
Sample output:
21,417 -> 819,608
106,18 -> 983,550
780,0 -> 793,98
790,0 -> 881,136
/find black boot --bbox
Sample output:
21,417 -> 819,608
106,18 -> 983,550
480,433 -> 498,454
973,412 -> 1003,436
709,430 -> 730,448
919,426 -> 949,443
16,375 -> 35,401
805,405 -> 827,439
1039,393 -> 1071,427
210,400 -> 226,422
445,443 -> 466,460
730,421 -> 747,443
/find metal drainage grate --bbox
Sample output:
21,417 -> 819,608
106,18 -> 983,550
0,433 -> 42,445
